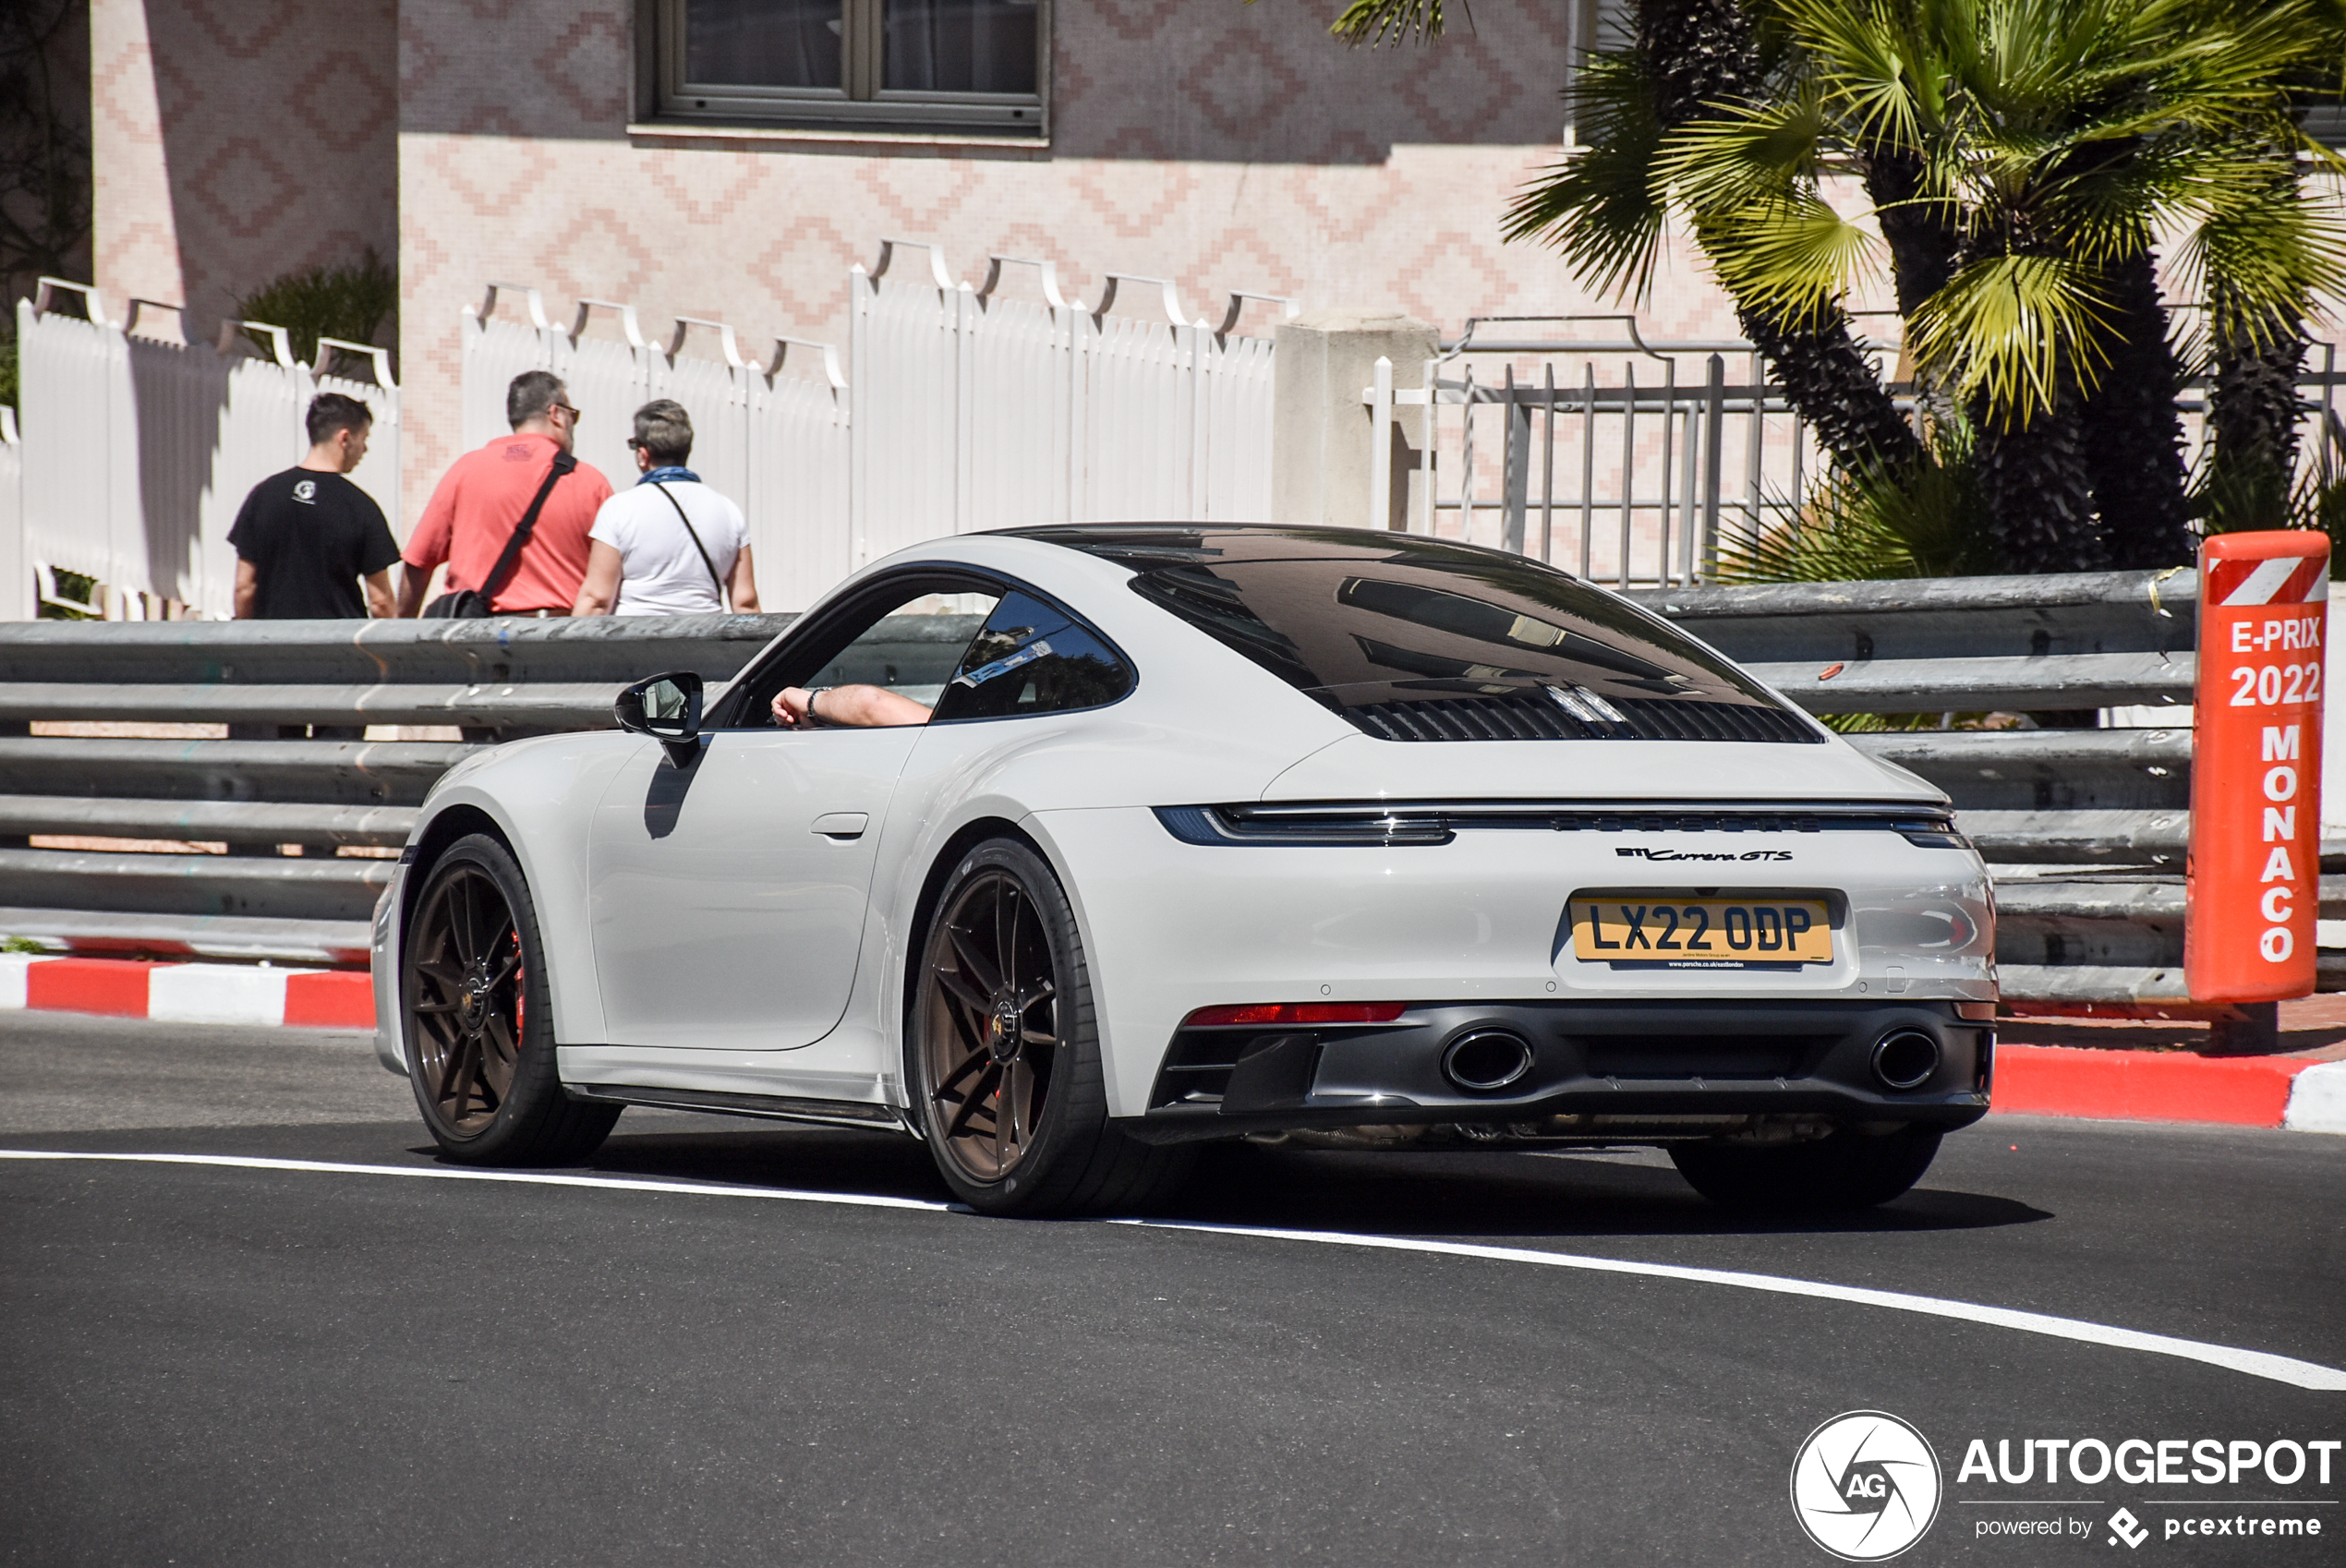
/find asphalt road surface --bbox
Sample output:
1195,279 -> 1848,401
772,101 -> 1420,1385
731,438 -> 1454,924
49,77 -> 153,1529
4,1011 -> 2341,1567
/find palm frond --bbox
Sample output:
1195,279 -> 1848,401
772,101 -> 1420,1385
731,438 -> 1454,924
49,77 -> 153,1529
1324,0 -> 1461,47
1505,51 -> 1667,300
1653,87 -> 1840,211
1908,253 -> 2116,423
1699,196 -> 1884,324
2177,163 -> 2346,351
1770,0 -> 1933,151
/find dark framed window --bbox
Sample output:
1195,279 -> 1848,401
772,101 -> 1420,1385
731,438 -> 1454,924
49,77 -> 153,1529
715,573 -> 999,727
654,0 -> 1047,135
712,571 -> 1128,728
928,588 -> 1134,722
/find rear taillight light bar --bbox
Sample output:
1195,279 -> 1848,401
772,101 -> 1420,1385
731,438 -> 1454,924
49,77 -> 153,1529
1180,1002 -> 1409,1028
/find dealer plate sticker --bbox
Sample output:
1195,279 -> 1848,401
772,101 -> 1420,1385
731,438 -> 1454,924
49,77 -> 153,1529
1568,897 -> 1832,970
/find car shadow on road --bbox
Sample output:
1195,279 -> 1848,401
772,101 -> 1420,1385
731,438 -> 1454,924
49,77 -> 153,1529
578,1123 -> 2052,1240
1160,1142 -> 2053,1237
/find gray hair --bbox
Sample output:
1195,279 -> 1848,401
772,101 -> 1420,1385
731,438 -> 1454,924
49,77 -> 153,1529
630,398 -> 694,464
506,369 -> 565,428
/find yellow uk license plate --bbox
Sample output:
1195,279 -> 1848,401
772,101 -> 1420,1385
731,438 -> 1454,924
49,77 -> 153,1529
1568,897 -> 1834,970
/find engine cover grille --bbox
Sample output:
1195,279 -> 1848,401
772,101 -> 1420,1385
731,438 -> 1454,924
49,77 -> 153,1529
1340,691 -> 1820,744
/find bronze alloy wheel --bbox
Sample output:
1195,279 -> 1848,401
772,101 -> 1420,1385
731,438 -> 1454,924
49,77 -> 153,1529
399,833 -> 619,1164
918,865 -> 1061,1184
405,856 -> 526,1139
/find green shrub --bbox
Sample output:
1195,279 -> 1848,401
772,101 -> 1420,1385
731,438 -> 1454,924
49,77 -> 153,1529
1714,419 -> 2004,733
231,247 -> 397,368
36,567 -> 98,620
1714,421 -> 2001,585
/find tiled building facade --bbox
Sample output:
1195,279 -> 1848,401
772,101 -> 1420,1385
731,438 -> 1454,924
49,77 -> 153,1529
89,0 -> 1739,520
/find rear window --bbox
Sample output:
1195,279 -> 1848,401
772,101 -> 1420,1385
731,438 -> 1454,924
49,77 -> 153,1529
1084,530 -> 1817,743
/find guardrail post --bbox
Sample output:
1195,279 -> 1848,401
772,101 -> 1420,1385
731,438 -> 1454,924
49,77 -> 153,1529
1275,308 -> 1437,532
2186,530 -> 2330,1049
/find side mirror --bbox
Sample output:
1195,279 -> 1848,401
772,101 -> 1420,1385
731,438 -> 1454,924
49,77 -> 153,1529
615,670 -> 705,767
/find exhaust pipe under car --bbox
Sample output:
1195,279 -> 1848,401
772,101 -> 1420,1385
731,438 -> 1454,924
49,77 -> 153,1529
1441,1029 -> 1535,1092
1870,1028 -> 1941,1091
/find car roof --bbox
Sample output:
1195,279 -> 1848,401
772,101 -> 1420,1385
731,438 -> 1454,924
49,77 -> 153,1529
996,523 -> 1572,577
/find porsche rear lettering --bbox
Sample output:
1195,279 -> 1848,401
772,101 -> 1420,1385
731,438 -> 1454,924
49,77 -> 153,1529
1615,846 -> 1793,862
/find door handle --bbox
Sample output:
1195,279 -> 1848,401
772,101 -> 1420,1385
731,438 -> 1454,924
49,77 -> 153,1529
811,812 -> 869,840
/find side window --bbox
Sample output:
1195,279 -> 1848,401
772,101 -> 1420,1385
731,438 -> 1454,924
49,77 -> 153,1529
729,585 -> 998,726
927,589 -> 1133,723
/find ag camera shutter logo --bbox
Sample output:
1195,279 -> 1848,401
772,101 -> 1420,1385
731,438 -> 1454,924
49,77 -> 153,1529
1791,1410 -> 1943,1561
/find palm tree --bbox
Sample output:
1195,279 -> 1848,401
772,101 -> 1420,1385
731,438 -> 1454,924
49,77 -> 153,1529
1336,0 -> 1922,473
1656,0 -> 2346,568
1329,0 -> 2346,572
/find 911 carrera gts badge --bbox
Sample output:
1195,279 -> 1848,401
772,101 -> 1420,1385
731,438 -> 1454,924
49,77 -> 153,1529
1615,846 -> 1792,862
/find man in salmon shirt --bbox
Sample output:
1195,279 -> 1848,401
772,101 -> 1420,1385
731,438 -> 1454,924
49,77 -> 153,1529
395,369 -> 615,617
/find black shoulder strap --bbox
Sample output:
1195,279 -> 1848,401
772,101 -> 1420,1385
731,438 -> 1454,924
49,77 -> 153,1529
649,480 -> 728,607
480,449 -> 576,605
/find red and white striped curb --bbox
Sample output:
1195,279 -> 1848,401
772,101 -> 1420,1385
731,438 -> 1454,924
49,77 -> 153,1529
4,955 -> 2342,1133
0,955 -> 373,1030
1982,1043 -> 2345,1133
2286,1061 -> 2346,1132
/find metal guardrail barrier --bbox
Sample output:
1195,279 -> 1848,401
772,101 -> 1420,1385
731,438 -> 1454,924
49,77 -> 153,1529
0,573 -> 2325,1003
1630,568 -> 2340,1003
0,615 -> 791,962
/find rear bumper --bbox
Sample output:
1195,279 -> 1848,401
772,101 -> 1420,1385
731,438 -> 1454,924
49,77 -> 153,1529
1030,804 -> 1995,1117
1131,998 -> 1992,1143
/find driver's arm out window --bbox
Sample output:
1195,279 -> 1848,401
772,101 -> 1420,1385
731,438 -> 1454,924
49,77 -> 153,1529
727,587 -> 998,726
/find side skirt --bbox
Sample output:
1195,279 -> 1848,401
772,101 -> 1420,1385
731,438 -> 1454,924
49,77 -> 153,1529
564,1083 -> 916,1137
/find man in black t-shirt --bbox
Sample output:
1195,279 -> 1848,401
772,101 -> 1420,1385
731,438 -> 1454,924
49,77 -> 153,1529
228,393 -> 402,620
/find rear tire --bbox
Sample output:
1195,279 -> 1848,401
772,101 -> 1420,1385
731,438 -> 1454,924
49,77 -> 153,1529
401,833 -> 619,1165
907,838 -> 1191,1216
1669,1125 -> 1941,1212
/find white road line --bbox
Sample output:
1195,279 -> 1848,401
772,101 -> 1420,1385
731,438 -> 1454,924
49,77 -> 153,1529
6,1149 -> 2341,1393
1116,1219 -> 2346,1393
0,1149 -> 955,1212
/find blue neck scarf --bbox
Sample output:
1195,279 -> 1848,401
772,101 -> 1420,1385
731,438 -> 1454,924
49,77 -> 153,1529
639,465 -> 700,486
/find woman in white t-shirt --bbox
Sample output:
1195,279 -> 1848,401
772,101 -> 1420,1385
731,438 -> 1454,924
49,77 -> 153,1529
572,399 -> 762,616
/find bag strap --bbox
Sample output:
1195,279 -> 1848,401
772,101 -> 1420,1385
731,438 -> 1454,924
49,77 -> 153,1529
478,449 -> 576,607
648,480 -> 728,608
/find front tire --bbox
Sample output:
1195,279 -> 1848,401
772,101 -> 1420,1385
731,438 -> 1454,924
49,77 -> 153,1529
401,833 -> 618,1165
908,838 -> 1190,1216
1669,1125 -> 1942,1212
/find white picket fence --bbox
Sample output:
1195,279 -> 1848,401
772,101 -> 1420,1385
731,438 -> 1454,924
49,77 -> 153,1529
0,240 -> 1283,619
7,282 -> 401,620
462,240 -> 1287,610
457,284 -> 856,614
0,408 -> 21,621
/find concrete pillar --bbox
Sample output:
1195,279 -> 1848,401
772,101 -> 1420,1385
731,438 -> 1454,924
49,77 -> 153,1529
1273,308 -> 1439,532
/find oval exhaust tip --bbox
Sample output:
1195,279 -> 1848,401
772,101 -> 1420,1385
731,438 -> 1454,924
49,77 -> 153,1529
1872,1029 -> 1941,1091
1442,1029 -> 1534,1092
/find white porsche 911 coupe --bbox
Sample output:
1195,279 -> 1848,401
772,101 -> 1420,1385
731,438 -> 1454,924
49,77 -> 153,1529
372,525 -> 1996,1215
